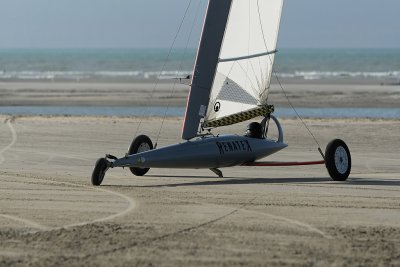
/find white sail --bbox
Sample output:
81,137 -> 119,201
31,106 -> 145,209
203,0 -> 283,127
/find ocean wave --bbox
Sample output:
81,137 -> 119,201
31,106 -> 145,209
0,70 -> 192,81
277,71 -> 400,80
1,70 -> 399,81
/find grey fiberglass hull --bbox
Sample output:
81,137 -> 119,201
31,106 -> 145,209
111,135 -> 287,169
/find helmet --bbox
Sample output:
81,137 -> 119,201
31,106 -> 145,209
245,122 -> 263,139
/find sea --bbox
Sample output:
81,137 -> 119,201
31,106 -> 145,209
1,48 -> 400,82
0,48 -> 399,118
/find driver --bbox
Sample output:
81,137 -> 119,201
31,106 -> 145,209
245,122 -> 263,139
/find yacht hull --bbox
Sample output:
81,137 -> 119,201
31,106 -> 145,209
111,135 -> 287,169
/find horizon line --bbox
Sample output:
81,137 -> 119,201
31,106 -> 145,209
1,47 -> 400,50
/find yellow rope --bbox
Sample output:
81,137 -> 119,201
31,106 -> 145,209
202,105 -> 274,128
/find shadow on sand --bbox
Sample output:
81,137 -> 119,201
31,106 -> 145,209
105,176 -> 400,188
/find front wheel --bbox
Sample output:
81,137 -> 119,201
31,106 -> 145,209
91,158 -> 109,186
128,135 -> 153,176
325,139 -> 351,181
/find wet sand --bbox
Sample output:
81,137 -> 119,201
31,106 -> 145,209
0,115 -> 399,266
1,80 -> 400,107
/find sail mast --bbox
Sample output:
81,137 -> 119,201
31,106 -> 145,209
181,0 -> 232,140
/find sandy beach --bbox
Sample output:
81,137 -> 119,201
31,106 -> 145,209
0,112 -> 399,266
1,0 -> 400,265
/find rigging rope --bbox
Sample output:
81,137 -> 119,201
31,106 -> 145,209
155,0 -> 202,146
256,0 -> 324,157
133,0 -> 194,141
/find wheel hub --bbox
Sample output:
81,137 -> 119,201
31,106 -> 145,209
137,143 -> 150,153
334,146 -> 348,174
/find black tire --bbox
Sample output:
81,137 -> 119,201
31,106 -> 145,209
128,135 -> 153,176
325,139 -> 351,181
91,158 -> 109,186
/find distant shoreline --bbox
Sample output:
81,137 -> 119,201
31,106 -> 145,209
1,80 -> 399,109
1,78 -> 398,86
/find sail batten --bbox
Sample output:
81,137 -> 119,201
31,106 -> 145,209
219,49 -> 277,63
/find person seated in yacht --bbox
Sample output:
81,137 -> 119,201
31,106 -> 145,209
245,122 -> 263,139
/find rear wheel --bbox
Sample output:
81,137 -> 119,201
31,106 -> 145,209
128,135 -> 153,176
325,139 -> 351,181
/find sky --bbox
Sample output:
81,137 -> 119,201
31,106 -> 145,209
0,0 -> 399,49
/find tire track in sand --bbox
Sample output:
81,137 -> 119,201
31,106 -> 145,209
0,117 -> 136,232
163,196 -> 332,239
0,117 -> 17,165
0,214 -> 49,231
0,173 -> 136,232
